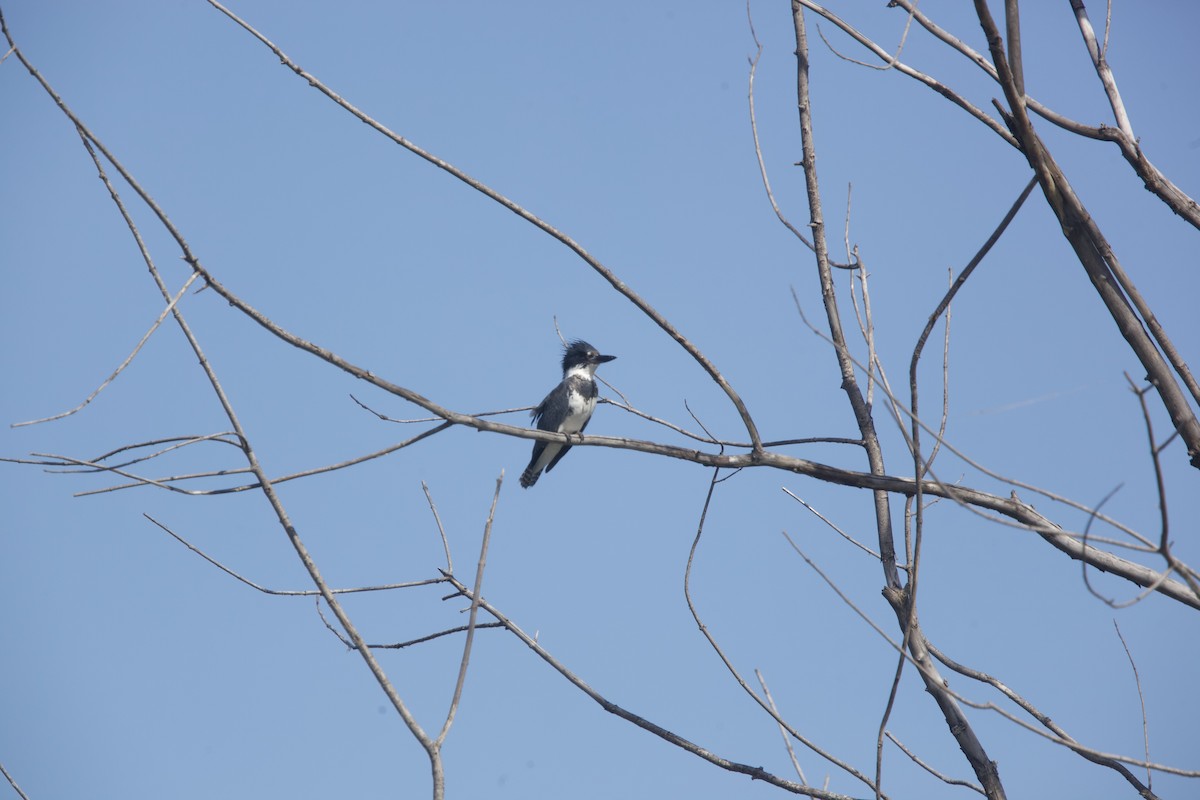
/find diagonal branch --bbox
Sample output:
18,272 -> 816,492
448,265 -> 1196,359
201,0 -> 763,452
436,471 -> 503,747
11,268 -> 200,428
440,571 -> 860,800
928,640 -> 1159,797
145,514 -> 446,596
971,1 -> 1200,470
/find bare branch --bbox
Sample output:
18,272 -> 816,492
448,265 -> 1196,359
16,413 -> 1186,610
0,762 -> 31,800
372,623 -> 505,651
1004,0 -> 1024,100
1069,0 -> 1133,139
144,514 -> 445,596
790,533 -> 1179,789
910,175 -> 1038,404
436,471 -> 503,747
928,641 -> 1167,792
351,394 -> 528,425
422,481 -> 454,575
756,668 -> 809,785
1126,374 -> 1200,601
748,1 -> 822,260
813,0 -> 917,74
441,569 -> 860,799
782,487 -> 882,561
202,0 -> 764,452
1113,620 -> 1153,791
12,270 -> 200,428
884,731 -> 984,795
65,423 -> 453,497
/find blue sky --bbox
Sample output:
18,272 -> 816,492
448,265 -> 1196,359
3,2 -> 1198,798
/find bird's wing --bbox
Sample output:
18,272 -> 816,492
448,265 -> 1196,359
527,385 -> 562,474
530,386 -> 559,429
530,397 -> 547,427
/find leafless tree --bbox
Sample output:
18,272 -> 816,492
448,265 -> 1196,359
2,3 -> 1197,799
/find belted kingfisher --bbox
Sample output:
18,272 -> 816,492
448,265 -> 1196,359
520,339 -> 616,489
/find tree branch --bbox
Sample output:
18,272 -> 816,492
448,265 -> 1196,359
972,0 -> 1200,469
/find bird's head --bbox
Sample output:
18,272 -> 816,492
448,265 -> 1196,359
561,339 -> 616,377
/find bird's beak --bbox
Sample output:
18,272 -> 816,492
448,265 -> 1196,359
593,354 -> 616,364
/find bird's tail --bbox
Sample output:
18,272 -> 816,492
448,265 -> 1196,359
519,466 -> 541,488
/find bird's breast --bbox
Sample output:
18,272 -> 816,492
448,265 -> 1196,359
560,390 -> 597,433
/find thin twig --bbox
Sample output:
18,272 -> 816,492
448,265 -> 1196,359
781,488 -> 882,561
422,481 -> 454,575
813,15 -> 911,73
884,731 -> 984,794
756,669 -> 808,785
144,514 -> 444,595
437,471 -> 503,746
747,4 -> 814,255
12,270 -> 200,427
351,394 -> 529,425
75,425 -> 453,497
372,622 -> 506,650
1079,484 -> 1128,606
927,268 -> 952,472
1125,373 -> 1200,600
1113,620 -> 1152,792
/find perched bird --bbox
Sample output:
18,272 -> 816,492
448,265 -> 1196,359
520,339 -> 616,488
